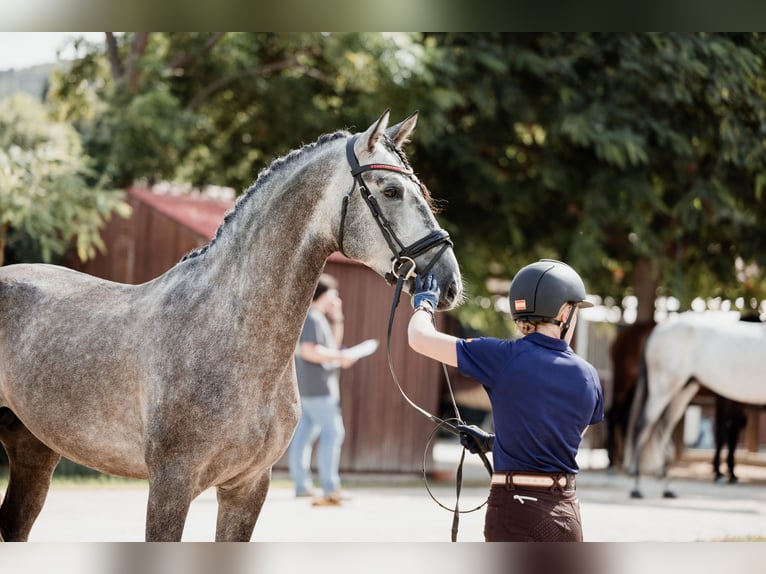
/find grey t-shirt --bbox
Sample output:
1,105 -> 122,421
295,307 -> 340,399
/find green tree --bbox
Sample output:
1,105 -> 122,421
0,93 -> 131,266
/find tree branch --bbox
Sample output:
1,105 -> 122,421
105,32 -> 123,80
125,32 -> 151,94
169,32 -> 227,70
187,56 -> 306,110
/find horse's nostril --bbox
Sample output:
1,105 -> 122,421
445,281 -> 458,304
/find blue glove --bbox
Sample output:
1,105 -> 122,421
412,274 -> 440,312
456,424 -> 494,454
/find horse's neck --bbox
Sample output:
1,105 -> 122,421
186,152 -> 344,341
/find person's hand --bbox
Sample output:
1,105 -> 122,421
456,424 -> 494,454
412,274 -> 440,312
338,351 -> 357,369
326,297 -> 344,325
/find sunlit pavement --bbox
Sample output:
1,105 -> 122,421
22,445 -> 766,542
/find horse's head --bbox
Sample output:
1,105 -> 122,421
339,110 -> 463,310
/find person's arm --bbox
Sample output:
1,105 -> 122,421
408,310 -> 459,367
325,297 -> 345,347
300,341 -> 357,369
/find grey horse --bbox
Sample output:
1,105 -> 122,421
0,111 -> 463,541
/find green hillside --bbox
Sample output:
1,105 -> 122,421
0,63 -> 58,101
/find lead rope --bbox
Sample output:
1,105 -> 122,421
386,269 -> 492,542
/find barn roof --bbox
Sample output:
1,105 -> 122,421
128,187 -> 233,240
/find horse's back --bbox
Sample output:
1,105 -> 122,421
0,263 -> 129,296
646,312 -> 766,403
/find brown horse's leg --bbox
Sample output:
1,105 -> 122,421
0,408 -> 61,541
215,468 -> 271,541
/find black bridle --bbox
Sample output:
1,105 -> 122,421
340,135 -> 453,284
341,134 -> 492,541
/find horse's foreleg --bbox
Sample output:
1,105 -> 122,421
215,468 -> 271,541
145,468 -> 197,541
0,408 -> 61,541
713,401 -> 726,481
726,424 -> 739,483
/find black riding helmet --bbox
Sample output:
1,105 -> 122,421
509,259 -> 593,338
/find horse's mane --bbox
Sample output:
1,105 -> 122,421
180,128 -> 432,263
181,130 -> 350,262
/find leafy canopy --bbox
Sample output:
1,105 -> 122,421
0,93 -> 131,265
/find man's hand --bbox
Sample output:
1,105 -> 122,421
412,274 -> 440,312
456,424 -> 494,454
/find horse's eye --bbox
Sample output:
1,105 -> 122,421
383,186 -> 400,199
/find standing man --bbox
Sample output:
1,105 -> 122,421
408,259 -> 604,541
289,274 -> 357,506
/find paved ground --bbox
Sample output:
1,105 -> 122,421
21,446 -> 766,543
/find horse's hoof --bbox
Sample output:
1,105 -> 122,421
629,489 -> 643,499
728,476 -> 739,484
714,474 -> 725,484
662,490 -> 677,499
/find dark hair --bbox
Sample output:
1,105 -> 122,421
313,273 -> 339,301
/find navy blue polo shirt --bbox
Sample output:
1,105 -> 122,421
456,332 -> 603,474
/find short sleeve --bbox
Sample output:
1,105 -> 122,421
588,366 -> 605,425
456,337 -> 510,388
300,313 -> 320,345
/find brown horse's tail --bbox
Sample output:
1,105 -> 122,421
623,340 -> 649,475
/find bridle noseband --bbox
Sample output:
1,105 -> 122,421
339,135 -> 453,284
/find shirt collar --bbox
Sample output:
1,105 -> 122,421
525,331 -> 569,351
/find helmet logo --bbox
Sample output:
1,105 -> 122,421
514,299 -> 527,311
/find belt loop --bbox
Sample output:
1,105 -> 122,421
505,472 -> 514,491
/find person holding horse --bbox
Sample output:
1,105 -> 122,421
408,259 -> 604,541
288,273 -> 358,506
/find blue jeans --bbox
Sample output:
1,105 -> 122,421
288,396 -> 346,496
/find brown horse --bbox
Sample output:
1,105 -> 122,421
0,111 -> 463,541
606,321 -> 656,471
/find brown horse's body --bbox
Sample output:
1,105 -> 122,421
0,112 -> 463,541
607,320 -> 656,470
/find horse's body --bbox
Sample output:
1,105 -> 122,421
624,312 -> 765,496
0,111 -> 462,541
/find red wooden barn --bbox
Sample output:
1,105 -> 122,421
69,186 -> 456,474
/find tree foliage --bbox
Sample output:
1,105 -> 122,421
0,93 -> 131,266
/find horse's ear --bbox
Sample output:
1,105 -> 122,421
361,109 -> 391,153
386,110 -> 418,148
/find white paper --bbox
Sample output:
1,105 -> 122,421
343,339 -> 379,360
